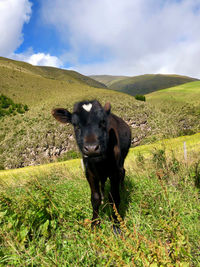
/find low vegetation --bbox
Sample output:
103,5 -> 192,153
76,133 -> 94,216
0,135 -> 199,266
134,95 -> 146,102
146,81 -> 200,106
0,94 -> 28,117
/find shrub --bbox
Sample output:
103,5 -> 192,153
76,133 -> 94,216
134,95 -> 146,101
0,94 -> 29,118
0,94 -> 14,108
24,104 -> 29,111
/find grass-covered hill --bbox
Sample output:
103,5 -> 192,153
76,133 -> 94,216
1,134 -> 200,265
0,56 -> 200,169
91,74 -> 198,96
0,57 -> 149,169
0,57 -> 107,89
145,81 -> 200,133
90,75 -> 129,87
146,81 -> 200,106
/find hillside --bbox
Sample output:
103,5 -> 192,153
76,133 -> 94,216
146,81 -> 200,105
90,75 -> 129,86
0,57 -> 107,89
1,134 -> 200,265
146,81 -> 200,133
0,57 -> 200,169
0,57 -> 151,169
91,74 -> 198,96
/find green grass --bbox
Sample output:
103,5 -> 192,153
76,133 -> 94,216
146,81 -> 200,106
0,134 -> 200,266
145,82 -> 200,139
128,132 -> 200,162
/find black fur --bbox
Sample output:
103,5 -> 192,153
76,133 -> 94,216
52,100 -> 131,227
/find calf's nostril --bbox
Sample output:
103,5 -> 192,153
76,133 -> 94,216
83,144 -> 100,155
84,146 -> 89,151
95,145 -> 100,151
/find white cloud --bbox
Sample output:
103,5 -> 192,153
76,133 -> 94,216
0,0 -> 32,56
0,0 -> 63,69
27,53 -> 63,67
41,0 -> 200,77
12,50 -> 63,68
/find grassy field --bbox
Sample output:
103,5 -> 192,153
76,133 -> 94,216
0,134 -> 200,266
145,81 -> 200,139
146,81 -> 200,106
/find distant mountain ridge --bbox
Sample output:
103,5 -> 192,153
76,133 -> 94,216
90,75 -> 130,86
90,74 -> 199,96
0,57 -> 107,89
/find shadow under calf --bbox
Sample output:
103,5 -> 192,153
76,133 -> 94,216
100,175 -> 135,228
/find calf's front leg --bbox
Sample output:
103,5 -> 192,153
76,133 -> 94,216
86,169 -> 101,226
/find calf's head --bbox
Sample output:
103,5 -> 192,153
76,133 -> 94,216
52,100 -> 111,159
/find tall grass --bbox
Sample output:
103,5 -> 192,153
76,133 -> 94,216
0,148 -> 199,266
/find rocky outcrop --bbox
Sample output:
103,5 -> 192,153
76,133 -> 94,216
127,119 -> 151,145
3,118 -> 153,169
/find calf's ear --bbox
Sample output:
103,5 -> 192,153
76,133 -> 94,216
104,102 -> 111,115
52,108 -> 72,124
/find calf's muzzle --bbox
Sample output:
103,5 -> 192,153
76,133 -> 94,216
83,143 -> 101,157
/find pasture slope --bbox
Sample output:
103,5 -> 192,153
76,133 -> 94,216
90,75 -> 130,87
0,133 -> 200,266
1,57 -> 200,170
146,81 -> 200,106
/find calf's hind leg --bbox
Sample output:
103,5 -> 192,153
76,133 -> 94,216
109,175 -> 122,234
109,174 -> 121,220
120,167 -> 125,189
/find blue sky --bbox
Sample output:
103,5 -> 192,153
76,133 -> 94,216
0,0 -> 200,77
16,1 -> 62,56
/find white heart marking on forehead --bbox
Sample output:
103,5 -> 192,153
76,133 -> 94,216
82,103 -> 92,112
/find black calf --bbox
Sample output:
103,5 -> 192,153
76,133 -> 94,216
52,100 -> 131,226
